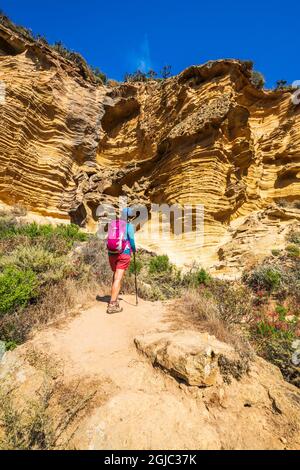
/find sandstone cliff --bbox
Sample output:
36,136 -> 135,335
0,22 -> 299,275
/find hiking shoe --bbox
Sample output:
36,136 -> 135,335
107,303 -> 123,314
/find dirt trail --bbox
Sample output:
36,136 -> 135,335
2,295 -> 300,450
32,296 -> 169,384
28,296 -> 218,450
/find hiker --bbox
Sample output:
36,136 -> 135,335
106,208 -> 136,314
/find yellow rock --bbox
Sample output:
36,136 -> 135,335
0,23 -> 299,275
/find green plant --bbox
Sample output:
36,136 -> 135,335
286,244 -> 300,258
129,258 -> 142,275
196,268 -> 212,286
0,267 -> 39,316
4,341 -> 17,351
287,230 -> 300,245
243,266 -> 281,292
124,70 -> 147,82
147,69 -> 158,79
275,305 -> 288,321
275,79 -> 288,90
0,220 -> 87,246
0,246 -> 66,273
35,34 -> 49,45
250,70 -> 265,89
53,224 -> 88,243
210,281 -> 254,325
263,338 -> 299,388
256,320 -> 277,337
148,254 -> 171,274
271,249 -> 280,256
91,66 -> 107,84
161,65 -> 172,79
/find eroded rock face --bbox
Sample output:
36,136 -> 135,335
0,22 -> 107,219
134,330 -> 241,386
0,22 -> 299,273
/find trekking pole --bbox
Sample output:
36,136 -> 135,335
133,252 -> 138,306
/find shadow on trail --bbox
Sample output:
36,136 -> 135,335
96,295 -> 111,303
96,295 -> 137,307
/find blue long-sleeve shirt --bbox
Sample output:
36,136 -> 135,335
123,223 -> 136,255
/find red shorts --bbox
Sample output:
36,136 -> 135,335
109,254 -> 131,272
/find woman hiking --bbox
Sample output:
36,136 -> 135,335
106,208 -> 136,314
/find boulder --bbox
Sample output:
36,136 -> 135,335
134,330 -> 239,387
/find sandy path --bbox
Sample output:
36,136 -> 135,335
4,295 -> 299,450
32,296 -> 170,383
27,295 -> 220,450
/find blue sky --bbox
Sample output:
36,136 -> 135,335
1,0 -> 299,87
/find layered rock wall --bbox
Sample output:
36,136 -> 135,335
0,23 -> 299,273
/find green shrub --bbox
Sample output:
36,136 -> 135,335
250,70 -> 265,89
275,305 -> 288,321
0,267 -> 39,316
287,230 -> 300,245
183,267 -> 212,287
243,266 -> 281,292
196,268 -> 212,286
210,281 -> 254,325
263,338 -> 299,388
275,79 -> 288,90
271,249 -> 281,256
0,216 -> 18,239
286,244 -> 300,257
5,341 -> 17,351
124,70 -> 147,82
0,246 -> 66,273
0,246 -> 73,285
0,220 -> 88,248
91,66 -> 107,84
256,320 -> 276,337
54,224 -> 88,242
129,258 -> 142,275
149,255 -> 171,274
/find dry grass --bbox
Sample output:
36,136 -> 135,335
0,377 -> 97,450
0,277 -> 99,345
178,286 -> 253,355
0,348 -> 101,450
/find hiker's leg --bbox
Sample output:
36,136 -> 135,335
111,272 -> 120,304
110,269 -> 125,303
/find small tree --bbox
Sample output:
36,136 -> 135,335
124,72 -> 132,82
124,70 -> 147,82
52,41 -> 68,56
35,34 -> 49,46
161,65 -> 172,79
91,66 -> 107,84
250,70 -> 265,89
275,80 -> 288,91
0,10 -> 9,24
147,69 -> 157,80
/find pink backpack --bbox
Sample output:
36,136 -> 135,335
107,219 -> 129,254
